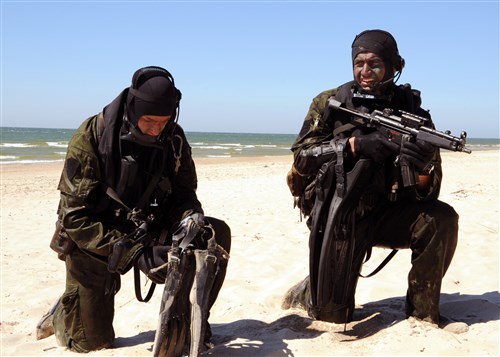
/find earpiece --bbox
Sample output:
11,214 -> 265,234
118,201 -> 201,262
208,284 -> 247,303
175,88 -> 182,103
396,56 -> 405,72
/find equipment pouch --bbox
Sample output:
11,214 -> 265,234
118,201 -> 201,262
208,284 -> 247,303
287,166 -> 317,218
286,166 -> 302,196
50,220 -> 75,260
287,165 -> 317,197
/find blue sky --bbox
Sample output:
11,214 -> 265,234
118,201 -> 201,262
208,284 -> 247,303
2,1 -> 499,138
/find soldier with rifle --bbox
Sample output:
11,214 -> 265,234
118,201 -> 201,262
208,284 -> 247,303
36,66 -> 231,354
283,29 -> 468,326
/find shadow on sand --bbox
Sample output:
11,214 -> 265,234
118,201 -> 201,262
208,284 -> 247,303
113,291 -> 499,356
333,290 -> 499,341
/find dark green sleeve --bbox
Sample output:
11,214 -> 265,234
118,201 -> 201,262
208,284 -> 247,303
57,116 -> 139,271
291,89 -> 339,176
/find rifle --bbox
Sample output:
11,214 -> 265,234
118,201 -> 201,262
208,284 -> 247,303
327,98 -> 471,187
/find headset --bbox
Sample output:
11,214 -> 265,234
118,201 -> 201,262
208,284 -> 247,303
129,66 -> 182,106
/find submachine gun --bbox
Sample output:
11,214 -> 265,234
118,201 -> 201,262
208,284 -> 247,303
328,98 -> 471,187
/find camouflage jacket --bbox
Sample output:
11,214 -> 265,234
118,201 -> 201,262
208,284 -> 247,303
57,114 -> 203,273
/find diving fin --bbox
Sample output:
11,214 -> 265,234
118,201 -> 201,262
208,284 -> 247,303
152,246 -> 194,357
153,227 -> 229,357
189,236 -> 229,356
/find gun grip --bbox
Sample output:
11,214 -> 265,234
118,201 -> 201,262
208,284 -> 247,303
400,158 -> 419,187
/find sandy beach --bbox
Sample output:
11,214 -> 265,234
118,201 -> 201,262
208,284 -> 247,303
1,150 -> 499,356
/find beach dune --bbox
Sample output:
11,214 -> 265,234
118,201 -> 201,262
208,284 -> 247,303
1,151 -> 499,356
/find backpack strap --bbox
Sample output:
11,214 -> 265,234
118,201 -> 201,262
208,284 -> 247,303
333,138 -> 349,198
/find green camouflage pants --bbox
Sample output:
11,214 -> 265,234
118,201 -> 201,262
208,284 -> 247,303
53,247 -> 117,352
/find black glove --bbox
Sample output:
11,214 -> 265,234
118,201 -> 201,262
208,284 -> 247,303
174,212 -> 208,250
353,131 -> 399,163
400,139 -> 435,172
136,246 -> 170,284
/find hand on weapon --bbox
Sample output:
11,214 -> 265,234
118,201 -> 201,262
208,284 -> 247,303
400,139 -> 435,173
353,131 -> 399,163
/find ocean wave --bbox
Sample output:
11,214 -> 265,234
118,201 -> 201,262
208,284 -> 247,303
0,142 -> 68,148
191,142 -> 246,147
0,159 -> 64,165
192,145 -> 227,150
217,143 -> 244,147
46,141 -> 69,148
192,144 -> 267,151
0,155 -> 18,160
0,143 -> 37,148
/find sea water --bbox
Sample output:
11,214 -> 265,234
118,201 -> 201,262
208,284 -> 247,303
1,127 -> 498,165
0,127 -> 297,164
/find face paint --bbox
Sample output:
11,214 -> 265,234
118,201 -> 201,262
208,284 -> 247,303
353,52 -> 386,92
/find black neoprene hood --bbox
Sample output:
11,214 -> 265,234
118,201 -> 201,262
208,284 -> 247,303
126,67 -> 178,126
351,29 -> 403,72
